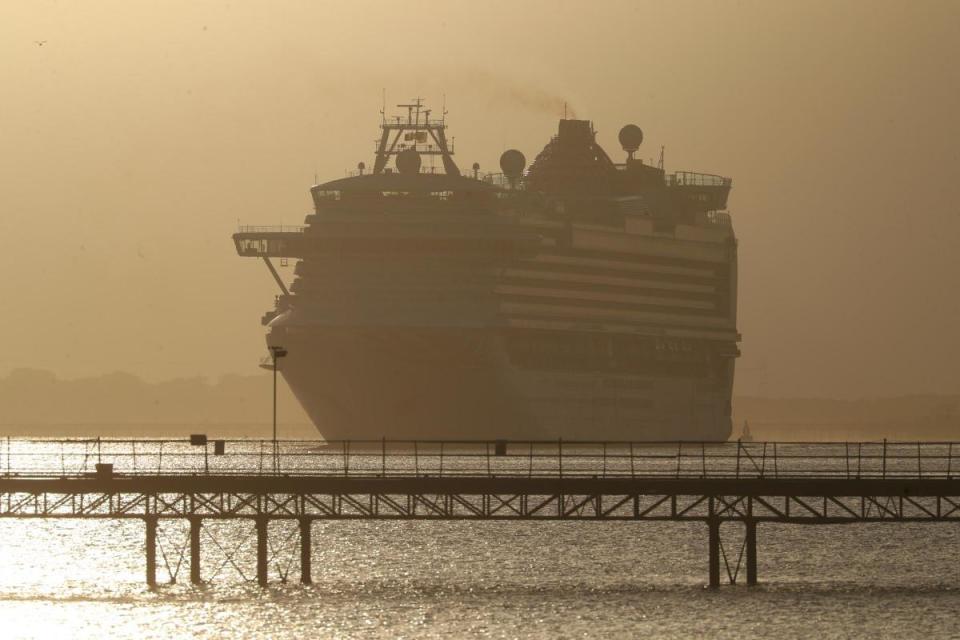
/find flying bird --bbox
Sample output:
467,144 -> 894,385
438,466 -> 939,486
34,40 -> 46,47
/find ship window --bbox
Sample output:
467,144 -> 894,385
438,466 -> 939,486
239,239 -> 267,255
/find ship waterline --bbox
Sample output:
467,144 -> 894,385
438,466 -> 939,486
237,100 -> 739,441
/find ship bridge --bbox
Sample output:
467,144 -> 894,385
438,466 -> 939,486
234,225 -> 307,259
232,225 -> 307,296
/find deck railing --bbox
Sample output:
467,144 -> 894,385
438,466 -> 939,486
235,225 -> 305,234
0,438 -> 955,481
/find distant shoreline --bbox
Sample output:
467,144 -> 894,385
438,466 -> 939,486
0,369 -> 956,441
0,422 -> 955,442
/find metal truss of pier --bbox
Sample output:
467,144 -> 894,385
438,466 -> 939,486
0,438 -> 957,588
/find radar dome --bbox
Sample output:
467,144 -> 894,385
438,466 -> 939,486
396,149 -> 421,175
499,149 -> 526,178
618,124 -> 643,153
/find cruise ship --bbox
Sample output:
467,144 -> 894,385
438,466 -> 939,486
233,100 -> 740,441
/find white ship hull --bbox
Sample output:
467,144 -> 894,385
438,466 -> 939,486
268,325 -> 734,441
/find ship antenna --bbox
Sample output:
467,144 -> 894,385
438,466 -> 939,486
381,88 -> 386,124
658,145 -> 665,170
563,101 -> 567,119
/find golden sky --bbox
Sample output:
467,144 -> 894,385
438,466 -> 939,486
1,0 -> 959,398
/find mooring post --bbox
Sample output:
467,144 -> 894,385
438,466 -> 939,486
299,517 -> 312,585
707,498 -> 720,588
256,517 -> 269,587
145,516 -> 158,586
189,516 -> 202,585
745,518 -> 757,586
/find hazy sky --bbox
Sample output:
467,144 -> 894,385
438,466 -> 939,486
2,0 -> 959,398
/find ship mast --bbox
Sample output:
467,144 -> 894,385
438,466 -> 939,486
372,98 -> 460,176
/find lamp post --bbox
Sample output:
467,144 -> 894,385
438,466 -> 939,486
268,345 -> 288,472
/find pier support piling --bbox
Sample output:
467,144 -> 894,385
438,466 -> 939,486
299,518 -> 312,585
145,516 -> 157,586
189,517 -> 202,585
708,517 -> 720,588
745,519 -> 758,586
256,517 -> 269,587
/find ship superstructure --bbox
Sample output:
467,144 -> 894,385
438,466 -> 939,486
234,100 -> 740,440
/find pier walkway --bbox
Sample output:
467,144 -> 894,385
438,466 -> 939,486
0,438 -> 957,588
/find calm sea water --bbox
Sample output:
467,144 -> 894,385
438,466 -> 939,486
0,443 -> 958,639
